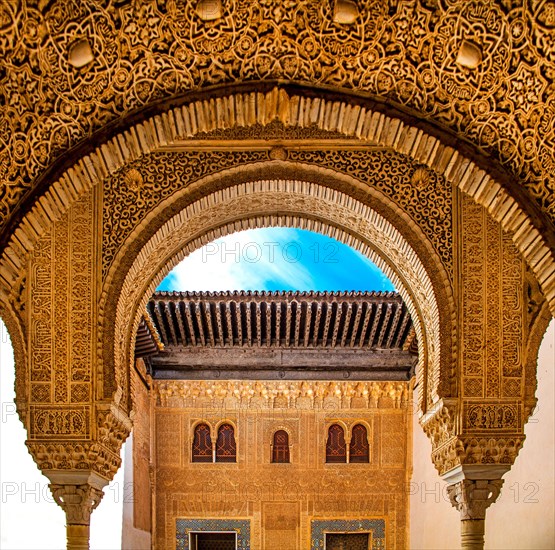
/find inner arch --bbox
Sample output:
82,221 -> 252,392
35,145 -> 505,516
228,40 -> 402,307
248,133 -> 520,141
107,180 -> 448,417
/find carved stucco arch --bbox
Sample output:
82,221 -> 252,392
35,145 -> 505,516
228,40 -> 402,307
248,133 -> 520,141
1,87 -> 553,319
104,175 -> 448,418
0,298 -> 27,416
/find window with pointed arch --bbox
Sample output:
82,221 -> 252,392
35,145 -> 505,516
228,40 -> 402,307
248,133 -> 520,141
349,423 -> 370,463
192,423 -> 212,463
271,430 -> 290,463
325,424 -> 347,463
216,423 -> 237,463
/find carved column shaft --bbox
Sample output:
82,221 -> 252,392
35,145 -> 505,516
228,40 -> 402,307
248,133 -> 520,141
66,525 -> 90,550
461,520 -> 485,550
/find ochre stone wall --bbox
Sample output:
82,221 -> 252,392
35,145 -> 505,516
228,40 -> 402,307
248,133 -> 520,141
152,380 -> 411,549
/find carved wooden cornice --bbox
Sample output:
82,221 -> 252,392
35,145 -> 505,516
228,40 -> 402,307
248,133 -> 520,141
147,290 -> 414,349
142,291 -> 417,380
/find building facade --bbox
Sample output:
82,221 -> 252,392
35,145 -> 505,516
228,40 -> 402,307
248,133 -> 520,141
126,291 -> 416,548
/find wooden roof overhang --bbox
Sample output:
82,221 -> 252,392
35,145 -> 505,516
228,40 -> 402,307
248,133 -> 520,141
138,291 -> 418,381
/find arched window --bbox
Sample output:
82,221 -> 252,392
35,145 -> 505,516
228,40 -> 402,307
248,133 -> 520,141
192,423 -> 212,463
349,424 -> 369,463
326,424 -> 346,463
215,423 -> 236,462
271,430 -> 290,463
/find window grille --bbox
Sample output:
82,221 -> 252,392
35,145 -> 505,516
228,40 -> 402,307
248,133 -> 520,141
326,424 -> 347,463
271,430 -> 290,463
216,424 -> 236,462
349,424 -> 369,463
192,423 -> 212,463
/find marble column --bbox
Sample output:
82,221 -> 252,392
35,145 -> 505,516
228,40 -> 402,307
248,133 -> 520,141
48,472 -> 108,550
444,465 -> 508,550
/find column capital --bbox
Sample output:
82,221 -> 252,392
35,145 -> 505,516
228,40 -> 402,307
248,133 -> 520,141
443,464 -> 507,520
49,483 -> 104,525
446,478 -> 504,520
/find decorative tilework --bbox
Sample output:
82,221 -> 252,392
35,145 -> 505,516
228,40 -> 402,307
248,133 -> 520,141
176,519 -> 250,550
311,519 -> 386,549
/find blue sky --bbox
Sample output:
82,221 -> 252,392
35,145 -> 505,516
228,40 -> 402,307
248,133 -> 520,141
157,228 -> 394,293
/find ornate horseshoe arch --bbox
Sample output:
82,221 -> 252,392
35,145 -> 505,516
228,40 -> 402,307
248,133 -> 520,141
102,173 -> 453,418
1,2 -> 554,545
0,84 -> 548,466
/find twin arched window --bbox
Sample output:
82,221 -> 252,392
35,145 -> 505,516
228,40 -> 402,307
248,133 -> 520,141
325,423 -> 369,463
193,423 -> 368,464
192,423 -> 236,463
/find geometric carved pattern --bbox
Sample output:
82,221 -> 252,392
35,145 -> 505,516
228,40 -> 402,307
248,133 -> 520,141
0,8 -> 551,543
27,189 -> 95,439
30,406 -> 89,438
176,519 -> 250,550
103,149 -> 452,282
287,149 -> 453,277
464,403 -> 520,432
380,413 -> 405,467
0,0 -> 553,239
157,381 -> 409,410
30,231 -> 53,386
311,519 -> 385,549
458,192 -> 529,452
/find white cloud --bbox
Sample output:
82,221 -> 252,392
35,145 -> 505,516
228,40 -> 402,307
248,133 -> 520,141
165,228 -> 316,291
